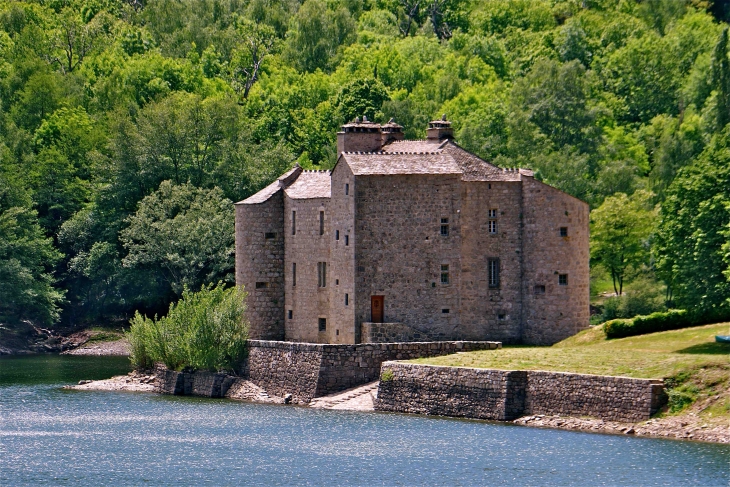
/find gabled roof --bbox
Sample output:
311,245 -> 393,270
284,170 -> 331,199
235,165 -> 302,205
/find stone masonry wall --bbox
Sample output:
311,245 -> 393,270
375,362 -> 527,420
244,339 -> 500,403
355,174 -> 463,340
361,322 -> 436,343
284,194 -> 330,343
235,192 -> 286,340
521,176 -> 590,345
375,363 -> 666,423
525,371 -> 665,422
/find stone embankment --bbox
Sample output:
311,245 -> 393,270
375,362 -> 665,423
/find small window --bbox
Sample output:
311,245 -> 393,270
345,293 -> 349,306
336,279 -> 339,285
498,313 -> 506,320
440,218 -> 449,236
288,310 -> 293,319
292,211 -> 296,235
442,308 -> 450,314
336,329 -> 339,336
560,227 -> 568,237
318,318 -> 326,332
336,230 -> 340,240
318,262 -> 327,287
488,258 -> 500,288
488,220 -> 497,234
534,284 -> 546,294
345,183 -> 349,195
488,184 -> 492,189
292,263 -> 296,287
559,274 -> 568,286
265,232 -> 276,239
440,264 -> 449,284
320,211 -> 325,235
255,282 -> 268,289
488,209 -> 498,218
345,235 -> 349,246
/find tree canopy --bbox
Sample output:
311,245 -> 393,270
3,0 -> 730,328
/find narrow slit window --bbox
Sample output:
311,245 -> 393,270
318,318 -> 326,332
488,258 -> 500,288
292,211 -> 296,235
559,274 -> 568,286
319,211 -> 324,236
345,183 -> 349,195
292,263 -> 296,287
288,310 -> 293,319
318,262 -> 327,288
345,293 -> 349,306
336,230 -> 340,240
345,235 -> 349,246
440,218 -> 449,236
440,264 -> 449,284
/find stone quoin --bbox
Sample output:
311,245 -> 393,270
235,117 -> 589,345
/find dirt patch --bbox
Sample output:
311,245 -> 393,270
62,338 -> 130,356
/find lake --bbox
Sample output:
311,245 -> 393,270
1,355 -> 728,486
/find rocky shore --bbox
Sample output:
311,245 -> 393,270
514,414 -> 730,444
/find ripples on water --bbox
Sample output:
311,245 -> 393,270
1,356 -> 728,486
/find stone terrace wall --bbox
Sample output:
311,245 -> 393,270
361,322 -> 436,343
375,363 -> 666,423
375,362 -> 527,420
525,371 -> 665,422
244,341 -> 324,403
245,340 -> 500,403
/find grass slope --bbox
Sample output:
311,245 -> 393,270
413,323 -> 730,421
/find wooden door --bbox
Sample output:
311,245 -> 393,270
371,296 -> 384,323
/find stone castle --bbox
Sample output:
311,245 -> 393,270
235,117 -> 589,346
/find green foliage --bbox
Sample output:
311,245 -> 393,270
120,181 -> 234,297
604,309 -> 689,339
0,172 -> 64,326
380,368 -> 394,382
591,190 -> 656,295
335,77 -> 390,123
127,283 -> 248,371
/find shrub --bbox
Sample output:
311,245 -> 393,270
604,309 -> 687,339
127,283 -> 248,372
380,368 -> 395,382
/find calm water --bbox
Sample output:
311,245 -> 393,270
1,356 -> 728,486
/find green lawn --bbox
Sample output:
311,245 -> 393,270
412,323 -> 730,380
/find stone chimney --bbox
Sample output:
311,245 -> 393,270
381,118 -> 404,146
337,116 -> 383,155
427,114 -> 453,141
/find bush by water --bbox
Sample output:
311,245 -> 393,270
127,284 -> 248,372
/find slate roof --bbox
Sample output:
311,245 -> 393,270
237,139 -> 532,204
343,152 -> 461,176
284,170 -> 331,199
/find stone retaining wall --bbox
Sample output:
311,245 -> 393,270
246,340 -> 500,403
375,362 -> 666,423
157,369 -> 235,398
361,322 -> 435,343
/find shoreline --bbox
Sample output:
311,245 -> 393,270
66,364 -> 729,445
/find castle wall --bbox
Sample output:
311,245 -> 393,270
521,176 -> 590,344
459,181 -> 523,342
284,195 -> 330,342
354,174 -> 463,340
235,193 -> 285,340
327,162 -> 356,343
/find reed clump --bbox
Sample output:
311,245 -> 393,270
127,283 -> 248,372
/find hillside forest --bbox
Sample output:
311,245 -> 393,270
3,0 -> 730,332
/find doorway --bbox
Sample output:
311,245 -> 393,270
371,296 -> 384,323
